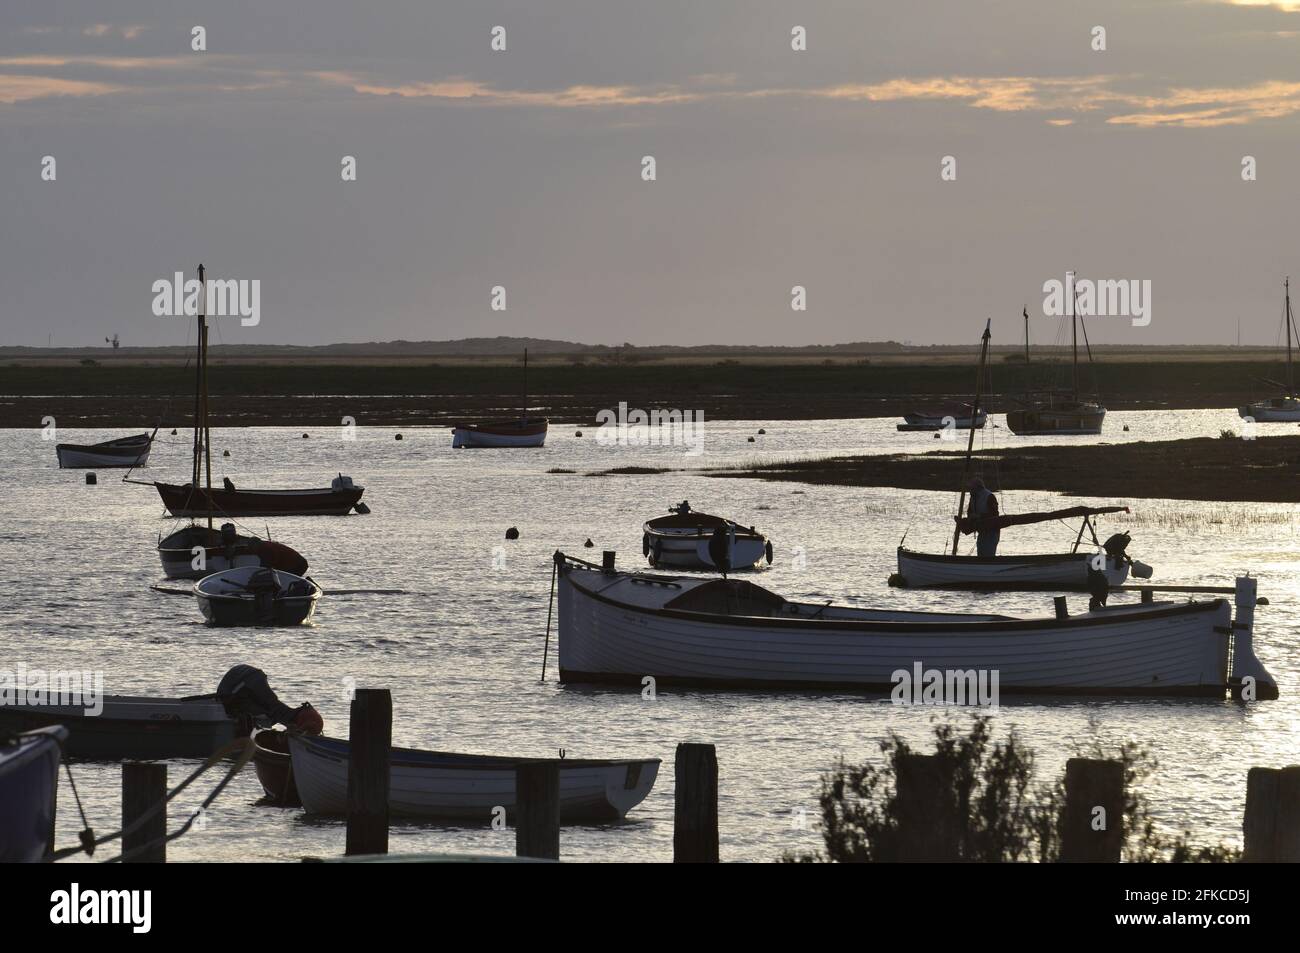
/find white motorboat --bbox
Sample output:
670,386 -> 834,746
554,554 -> 1276,698
194,566 -> 321,626
642,501 -> 772,570
288,733 -> 659,821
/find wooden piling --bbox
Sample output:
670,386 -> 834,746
674,743 -> 719,863
1243,765 -> 1300,862
515,762 -> 561,860
1061,758 -> 1124,862
345,689 -> 392,857
602,550 -> 616,571
1053,596 -> 1068,619
896,753 -> 957,861
122,763 -> 167,863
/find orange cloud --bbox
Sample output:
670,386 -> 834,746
0,75 -> 120,104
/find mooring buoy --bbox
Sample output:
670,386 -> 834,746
85,473 -> 97,485
584,538 -> 594,548
505,527 -> 520,540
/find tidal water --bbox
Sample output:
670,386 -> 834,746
4,409 -> 1297,862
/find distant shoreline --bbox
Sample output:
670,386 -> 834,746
0,360 -> 1282,428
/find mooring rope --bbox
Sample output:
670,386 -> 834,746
47,737 -> 256,863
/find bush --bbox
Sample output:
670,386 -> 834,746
784,717 -> 1240,863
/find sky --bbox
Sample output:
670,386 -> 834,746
3,1 -> 1300,348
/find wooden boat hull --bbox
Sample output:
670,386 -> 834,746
644,530 -> 768,570
56,433 -> 151,468
194,567 -> 320,627
288,733 -> 659,821
1005,405 -> 1105,435
0,697 -> 235,760
451,419 -> 548,448
154,482 -> 363,517
556,560 -> 1251,696
0,726 -> 65,862
252,729 -> 300,806
158,525 -> 263,579
895,548 -> 1129,590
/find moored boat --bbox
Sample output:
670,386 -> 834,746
554,553 -> 1276,698
157,523 -> 308,580
643,501 -> 772,570
194,566 -> 321,626
1005,399 -> 1105,435
897,406 -> 987,432
288,732 -> 659,821
1239,278 -> 1300,422
0,726 -> 65,862
0,697 -> 235,760
55,432 -> 152,468
252,728 -> 300,806
451,418 -> 549,448
153,478 -> 364,517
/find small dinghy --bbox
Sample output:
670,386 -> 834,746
252,729 -> 300,806
451,418 -> 549,448
0,696 -> 236,760
896,405 -> 987,432
55,432 -> 152,468
0,726 -> 65,862
194,566 -> 321,626
553,553 -> 1277,698
642,501 -> 772,570
158,523 -> 307,580
289,733 -> 660,821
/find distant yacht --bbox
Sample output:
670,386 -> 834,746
1005,298 -> 1106,436
1239,278 -> 1300,423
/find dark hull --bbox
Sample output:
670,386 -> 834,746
0,707 -> 235,760
155,482 -> 363,516
252,730 -> 300,806
0,727 -> 63,862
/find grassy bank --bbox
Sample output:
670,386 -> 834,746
703,435 -> 1300,503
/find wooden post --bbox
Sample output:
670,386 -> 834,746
896,753 -> 957,861
515,762 -> 560,860
674,743 -> 718,862
1243,765 -> 1300,862
122,763 -> 167,863
1061,758 -> 1124,862
1053,596 -> 1068,619
345,689 -> 392,856
602,550 -> 616,571
1140,587 -> 1153,604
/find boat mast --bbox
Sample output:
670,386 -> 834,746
1022,306 -> 1029,366
523,347 -> 529,421
1286,277 -> 1294,394
199,264 -> 213,531
952,319 -> 992,554
191,266 -> 204,490
1071,282 -> 1080,401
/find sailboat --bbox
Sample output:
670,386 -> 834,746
895,319 -> 1149,590
451,348 -> 549,447
1005,298 -> 1106,435
130,264 -> 364,520
1239,277 -> 1300,422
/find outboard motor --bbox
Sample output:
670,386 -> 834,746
1102,532 -> 1131,561
332,474 -> 354,491
708,526 -> 733,577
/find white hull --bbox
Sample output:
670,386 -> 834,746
896,548 -> 1129,590
646,532 -> 767,570
55,446 -> 151,468
556,561 -> 1259,696
160,548 -> 262,580
289,734 -> 658,821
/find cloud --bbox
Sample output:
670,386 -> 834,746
83,24 -> 148,40
0,74 -> 120,103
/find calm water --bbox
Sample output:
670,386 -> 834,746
5,409 -> 1297,862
